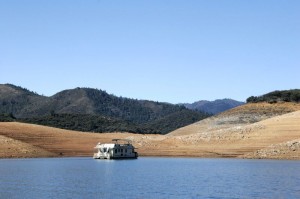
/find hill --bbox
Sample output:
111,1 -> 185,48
169,102 -> 300,136
182,99 -> 244,114
0,84 -> 47,118
166,109 -> 300,159
1,108 -> 300,159
0,122 -> 132,158
2,85 -> 300,159
0,84 -> 209,134
246,89 -> 300,103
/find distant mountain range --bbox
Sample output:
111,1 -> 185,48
181,99 -> 244,115
0,84 -> 210,134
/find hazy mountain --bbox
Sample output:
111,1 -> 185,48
0,84 -> 209,134
182,99 -> 245,114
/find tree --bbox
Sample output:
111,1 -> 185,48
246,96 -> 258,103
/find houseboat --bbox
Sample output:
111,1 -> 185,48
93,139 -> 138,159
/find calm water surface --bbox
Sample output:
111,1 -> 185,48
0,157 -> 300,199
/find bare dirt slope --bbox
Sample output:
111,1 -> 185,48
0,122 -> 132,158
1,102 -> 300,159
169,102 -> 300,136
0,135 -> 56,158
167,110 -> 300,159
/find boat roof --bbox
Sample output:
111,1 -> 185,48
94,139 -> 135,149
112,139 -> 132,144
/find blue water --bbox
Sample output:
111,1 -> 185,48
0,157 -> 300,199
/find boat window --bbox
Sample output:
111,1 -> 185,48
103,148 -> 107,152
121,149 -> 123,152
115,149 -> 117,153
125,149 -> 127,153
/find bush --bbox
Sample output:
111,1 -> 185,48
246,89 -> 300,103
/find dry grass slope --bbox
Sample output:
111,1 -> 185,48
169,102 -> 300,136
0,122 -> 133,158
1,102 -> 300,159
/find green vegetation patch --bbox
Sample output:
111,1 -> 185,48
247,89 -> 300,103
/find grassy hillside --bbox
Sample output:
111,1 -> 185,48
0,84 -> 209,134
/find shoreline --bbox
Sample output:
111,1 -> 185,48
1,154 -> 300,161
1,121 -> 300,161
2,150 -> 300,160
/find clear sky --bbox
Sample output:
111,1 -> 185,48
1,0 -> 299,103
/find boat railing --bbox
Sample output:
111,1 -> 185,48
112,139 -> 133,145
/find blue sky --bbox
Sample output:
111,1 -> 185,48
1,0 -> 299,103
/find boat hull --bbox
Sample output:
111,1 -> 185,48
93,153 -> 138,159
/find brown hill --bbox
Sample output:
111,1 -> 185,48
129,108 -> 300,159
0,122 -> 134,158
1,110 -> 300,159
1,102 -> 300,160
0,134 -> 56,158
169,102 -> 300,136
167,110 -> 300,159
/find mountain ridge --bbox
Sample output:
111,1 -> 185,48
0,84 -> 209,134
182,98 -> 244,114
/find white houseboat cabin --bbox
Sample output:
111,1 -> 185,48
93,139 -> 138,159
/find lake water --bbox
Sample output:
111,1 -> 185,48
0,157 -> 300,199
